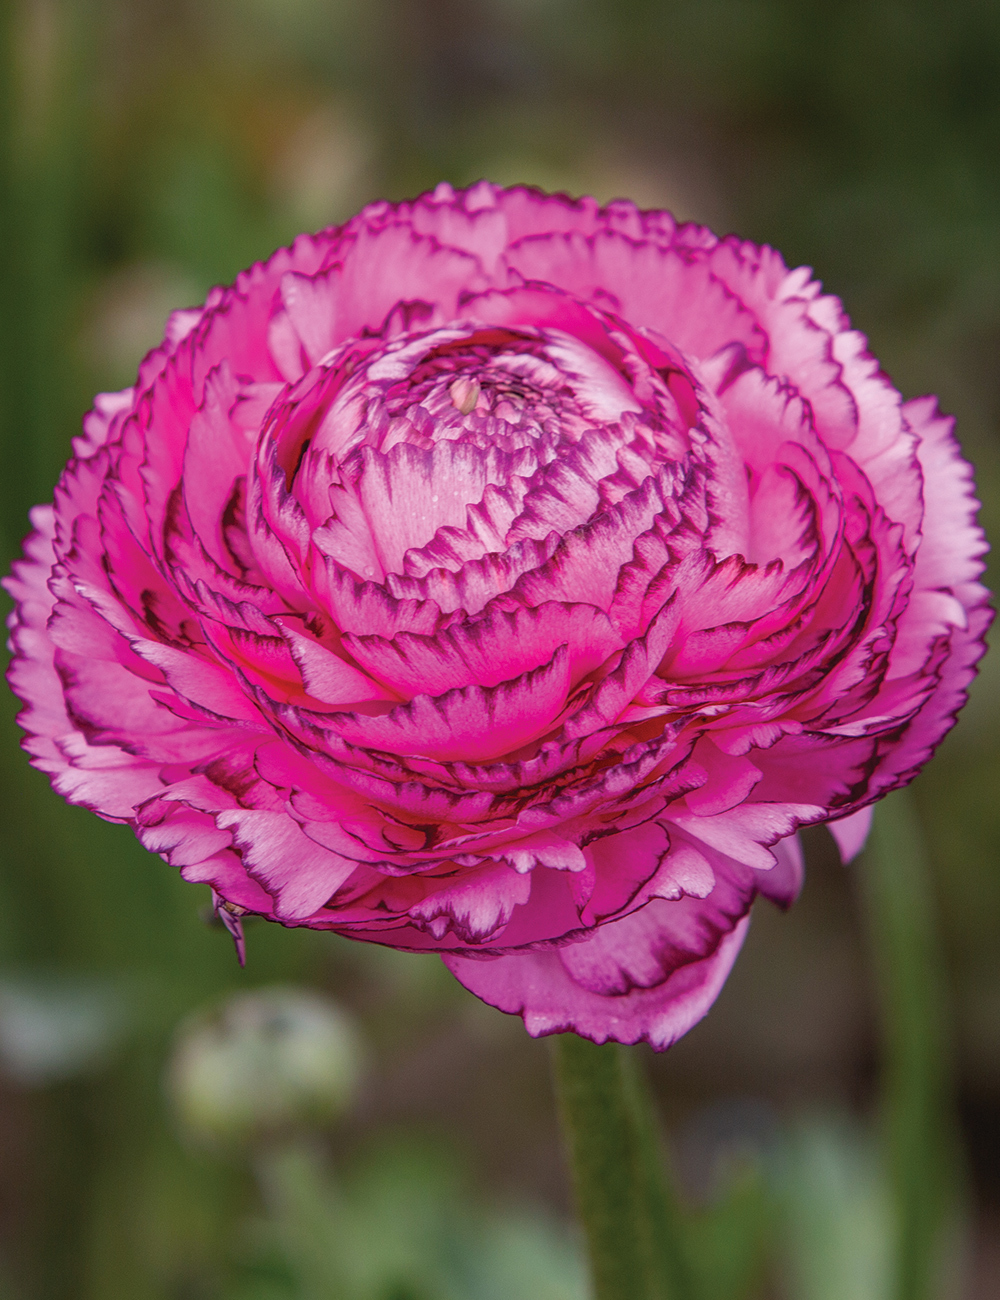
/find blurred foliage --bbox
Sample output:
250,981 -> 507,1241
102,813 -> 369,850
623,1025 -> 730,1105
245,1135 -> 588,1300
0,0 -> 997,1296
776,1117 -> 893,1300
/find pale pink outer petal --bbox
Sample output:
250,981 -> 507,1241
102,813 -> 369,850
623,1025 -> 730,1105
443,913 -> 749,1049
3,509 -> 168,818
827,808 -> 874,864
755,832 -> 806,904
855,398 -> 991,797
73,387 -> 134,459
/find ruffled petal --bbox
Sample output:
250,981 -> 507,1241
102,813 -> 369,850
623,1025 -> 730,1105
443,913 -> 750,1049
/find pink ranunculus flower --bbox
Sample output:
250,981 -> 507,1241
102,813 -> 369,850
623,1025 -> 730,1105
5,182 -> 990,1048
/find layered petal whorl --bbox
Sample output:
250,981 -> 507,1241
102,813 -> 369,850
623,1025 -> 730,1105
5,181 -> 989,1049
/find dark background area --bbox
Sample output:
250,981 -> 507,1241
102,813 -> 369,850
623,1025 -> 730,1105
0,1 -> 997,1297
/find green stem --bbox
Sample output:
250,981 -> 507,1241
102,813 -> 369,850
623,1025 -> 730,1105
256,1141 -> 352,1300
550,1034 -> 696,1300
623,1050 -> 701,1298
859,790 -> 959,1300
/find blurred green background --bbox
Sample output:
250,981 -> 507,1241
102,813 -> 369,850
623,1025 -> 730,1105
0,1 -> 998,1297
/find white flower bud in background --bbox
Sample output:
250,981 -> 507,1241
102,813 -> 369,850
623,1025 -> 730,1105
167,986 -> 363,1146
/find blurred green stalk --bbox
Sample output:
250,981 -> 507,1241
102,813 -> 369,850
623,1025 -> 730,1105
551,1034 -> 697,1300
0,8 -> 101,1299
257,1141 -> 353,1300
859,790 -> 961,1300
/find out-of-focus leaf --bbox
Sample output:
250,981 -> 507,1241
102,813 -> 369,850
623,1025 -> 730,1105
250,1134 -> 587,1300
777,1117 -> 892,1300
0,973 -> 130,1084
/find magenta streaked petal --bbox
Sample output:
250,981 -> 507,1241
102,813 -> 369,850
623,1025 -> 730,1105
278,268 -> 344,367
559,870 -> 753,995
325,644 -> 573,762
904,398 -> 989,593
53,644 -> 185,743
578,818 -> 671,923
47,757 -> 165,821
706,239 -> 860,444
317,222 -> 487,345
74,387 -> 134,459
276,619 -> 396,705
754,832 -> 805,905
683,741 -> 762,817
748,732 -> 875,808
511,475 -> 669,612
215,809 -> 357,921
136,800 -> 234,867
355,441 -> 503,575
407,862 -> 532,942
409,196 -> 510,276
667,801 -> 825,872
179,849 -> 277,914
243,493 -> 311,606
122,638 -> 263,724
564,599 -> 680,736
506,232 -> 767,364
313,562 -> 446,637
347,600 -> 622,698
384,533 -> 562,616
181,364 -> 256,570
492,831 -> 587,874
138,356 -> 200,557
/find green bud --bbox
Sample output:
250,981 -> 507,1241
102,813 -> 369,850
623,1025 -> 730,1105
168,986 -> 363,1146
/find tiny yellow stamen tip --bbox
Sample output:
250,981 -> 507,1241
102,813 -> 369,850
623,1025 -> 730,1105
450,377 -> 480,415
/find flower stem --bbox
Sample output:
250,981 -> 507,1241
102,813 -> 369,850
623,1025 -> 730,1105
550,1034 -> 697,1300
859,790 -> 961,1300
256,1141 -> 352,1300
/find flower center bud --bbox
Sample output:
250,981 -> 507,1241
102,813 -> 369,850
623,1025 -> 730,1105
449,375 -> 481,415
256,303 -> 703,588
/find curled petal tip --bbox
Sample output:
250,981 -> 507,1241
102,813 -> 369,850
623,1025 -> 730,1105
215,899 -> 248,967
